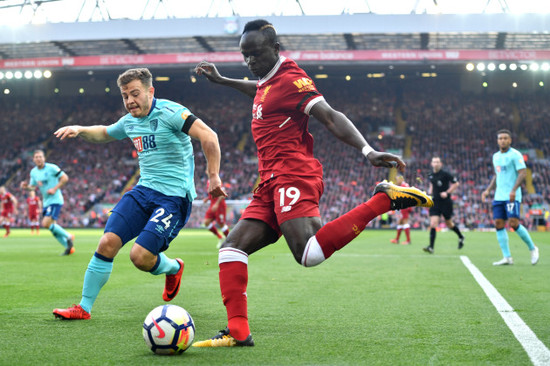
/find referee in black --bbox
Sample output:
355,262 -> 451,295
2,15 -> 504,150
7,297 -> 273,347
423,156 -> 465,253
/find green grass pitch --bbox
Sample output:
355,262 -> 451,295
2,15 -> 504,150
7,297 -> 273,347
0,228 -> 548,365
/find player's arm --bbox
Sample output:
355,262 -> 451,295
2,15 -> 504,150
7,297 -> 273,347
194,61 -> 257,98
54,125 -> 116,143
509,168 -> 526,201
187,119 -> 227,198
47,172 -> 69,195
310,100 -> 405,171
11,195 -> 18,214
482,176 -> 496,202
20,181 -> 36,191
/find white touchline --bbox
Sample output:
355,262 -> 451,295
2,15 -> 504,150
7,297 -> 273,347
279,117 -> 291,128
460,256 -> 550,366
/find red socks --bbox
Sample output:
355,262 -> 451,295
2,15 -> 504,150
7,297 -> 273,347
219,261 -> 250,341
209,226 -> 223,239
315,193 -> 391,259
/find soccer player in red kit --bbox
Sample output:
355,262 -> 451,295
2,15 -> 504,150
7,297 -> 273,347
0,186 -> 18,237
203,187 -> 230,248
26,190 -> 42,234
390,175 -> 413,245
193,19 -> 433,347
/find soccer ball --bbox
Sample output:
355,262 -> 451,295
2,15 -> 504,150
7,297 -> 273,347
142,305 -> 195,355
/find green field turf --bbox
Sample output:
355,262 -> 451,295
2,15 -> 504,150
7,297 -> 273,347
0,228 -> 548,365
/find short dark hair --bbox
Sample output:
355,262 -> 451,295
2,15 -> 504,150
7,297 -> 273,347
497,129 -> 512,137
242,19 -> 277,45
117,68 -> 153,88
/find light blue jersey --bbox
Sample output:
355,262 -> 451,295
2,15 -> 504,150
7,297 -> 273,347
492,147 -> 526,202
106,98 -> 197,200
29,163 -> 65,206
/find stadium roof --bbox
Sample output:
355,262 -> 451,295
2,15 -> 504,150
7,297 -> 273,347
0,1 -> 549,69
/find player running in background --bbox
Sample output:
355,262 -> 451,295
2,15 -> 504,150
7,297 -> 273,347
390,175 -> 413,245
52,68 -> 225,320
193,19 -> 433,347
21,150 -> 74,253
0,186 -> 18,237
203,185 -> 230,248
482,129 -> 539,266
27,190 -> 42,234
423,156 -> 464,254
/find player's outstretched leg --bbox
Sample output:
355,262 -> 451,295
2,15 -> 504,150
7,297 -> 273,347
193,327 -> 254,348
373,180 -> 433,210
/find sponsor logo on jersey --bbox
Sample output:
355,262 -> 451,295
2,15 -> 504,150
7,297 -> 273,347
133,136 -> 143,152
252,103 -> 263,120
181,111 -> 190,120
293,77 -> 315,92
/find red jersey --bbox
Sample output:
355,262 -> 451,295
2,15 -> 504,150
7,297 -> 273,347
27,196 -> 40,216
252,57 -> 324,184
1,192 -> 15,212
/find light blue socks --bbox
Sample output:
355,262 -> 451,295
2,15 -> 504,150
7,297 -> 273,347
496,228 -> 511,258
515,225 -> 536,251
150,253 -> 180,276
79,253 -> 114,314
49,223 -> 70,247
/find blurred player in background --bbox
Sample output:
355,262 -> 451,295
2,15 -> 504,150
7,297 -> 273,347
21,150 -> 74,253
27,190 -> 42,234
482,129 -> 539,266
423,156 -> 464,254
390,175 -> 413,245
52,67 -> 225,320
203,182 -> 230,248
193,19 -> 433,347
0,186 -> 18,237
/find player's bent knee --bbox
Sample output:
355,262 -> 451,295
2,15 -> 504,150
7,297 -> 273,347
301,236 -> 326,267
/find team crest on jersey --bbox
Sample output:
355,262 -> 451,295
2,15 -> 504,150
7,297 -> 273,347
260,85 -> 272,102
293,77 -> 315,93
149,119 -> 158,132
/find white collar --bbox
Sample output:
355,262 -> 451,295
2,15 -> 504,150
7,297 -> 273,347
258,56 -> 286,86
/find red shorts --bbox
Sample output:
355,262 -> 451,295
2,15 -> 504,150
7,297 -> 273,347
240,175 -> 324,235
400,207 -> 412,219
29,212 -> 39,221
1,210 -> 13,219
205,204 -> 227,225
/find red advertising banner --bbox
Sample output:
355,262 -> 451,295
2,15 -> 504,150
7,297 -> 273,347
1,49 -> 549,69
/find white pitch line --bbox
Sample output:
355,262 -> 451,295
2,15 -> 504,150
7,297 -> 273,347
460,255 -> 550,366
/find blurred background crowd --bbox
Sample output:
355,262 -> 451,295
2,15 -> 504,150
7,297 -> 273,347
2,77 -> 549,233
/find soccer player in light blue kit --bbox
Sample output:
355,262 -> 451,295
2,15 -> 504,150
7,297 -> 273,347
21,150 -> 75,255
482,129 -> 539,266
52,68 -> 226,319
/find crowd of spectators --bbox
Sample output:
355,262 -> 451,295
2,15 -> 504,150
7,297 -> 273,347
1,77 -> 549,233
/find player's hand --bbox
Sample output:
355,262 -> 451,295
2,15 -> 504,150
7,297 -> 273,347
366,151 -> 405,172
208,175 -> 227,198
194,61 -> 224,84
509,192 -> 516,202
481,190 -> 488,203
54,126 -> 80,140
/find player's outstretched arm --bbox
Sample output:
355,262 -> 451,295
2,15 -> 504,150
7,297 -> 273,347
481,176 -> 496,202
310,100 -> 405,171
187,118 -> 227,198
54,125 -> 116,143
194,61 -> 257,98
